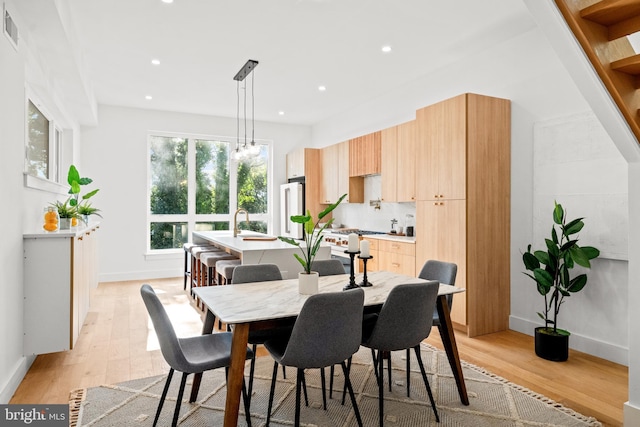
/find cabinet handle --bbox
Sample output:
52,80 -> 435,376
86,232 -> 91,235
434,202 -> 438,206
392,263 -> 400,267
78,236 -> 83,241
391,245 -> 400,249
434,194 -> 439,199
439,194 -> 444,198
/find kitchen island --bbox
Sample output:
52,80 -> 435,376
192,230 -> 330,279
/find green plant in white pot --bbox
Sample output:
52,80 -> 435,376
279,194 -> 346,294
522,201 -> 600,361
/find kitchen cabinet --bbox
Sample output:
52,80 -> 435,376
23,224 -> 100,354
415,93 -> 510,337
349,131 -> 381,177
286,148 -> 323,218
358,237 -> 415,276
381,120 -> 416,202
320,141 -> 364,204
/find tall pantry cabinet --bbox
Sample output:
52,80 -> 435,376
415,93 -> 510,337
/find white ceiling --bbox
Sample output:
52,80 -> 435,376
13,0 -> 535,126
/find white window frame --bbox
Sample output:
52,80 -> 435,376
146,131 -> 273,255
23,91 -> 66,194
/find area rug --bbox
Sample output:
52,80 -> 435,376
69,343 -> 601,426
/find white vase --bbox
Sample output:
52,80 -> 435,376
298,271 -> 319,295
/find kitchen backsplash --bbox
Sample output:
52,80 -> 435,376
332,175 -> 416,233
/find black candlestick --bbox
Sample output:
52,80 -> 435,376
358,255 -> 373,287
343,250 -> 360,290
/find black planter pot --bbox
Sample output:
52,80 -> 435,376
534,327 -> 569,362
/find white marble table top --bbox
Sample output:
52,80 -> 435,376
193,270 -> 464,324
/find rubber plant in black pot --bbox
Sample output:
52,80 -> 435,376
522,201 -> 600,361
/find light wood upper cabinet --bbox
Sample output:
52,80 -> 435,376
381,121 -> 416,202
320,141 -> 364,204
286,147 -> 305,179
416,94 -> 466,201
349,131 -> 381,177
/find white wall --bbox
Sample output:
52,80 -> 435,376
80,105 -> 311,282
0,3 -> 28,402
311,26 -> 629,364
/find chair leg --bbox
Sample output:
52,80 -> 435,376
172,372 -> 188,427
295,369 -> 303,427
387,351 -> 392,392
266,361 -> 278,427
282,366 -> 287,379
406,348 -> 411,397
414,345 -> 439,422
371,348 -> 379,383
341,361 -> 363,427
241,377 -> 252,427
341,356 -> 352,405
153,368 -> 174,427
329,364 -> 335,399
320,368 -> 327,410
377,352 -> 384,427
183,252 -> 189,290
248,344 -> 258,406
301,370 -> 309,406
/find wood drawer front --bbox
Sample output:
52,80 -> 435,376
379,251 -> 415,276
378,240 -> 415,256
361,237 -> 379,251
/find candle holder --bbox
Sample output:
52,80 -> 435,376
358,255 -> 373,287
343,250 -> 360,290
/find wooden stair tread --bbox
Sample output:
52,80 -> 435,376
611,53 -> 640,74
581,0 -> 640,26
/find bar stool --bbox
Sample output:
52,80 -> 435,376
190,246 -> 220,291
216,259 -> 242,285
200,252 -> 239,287
182,243 -> 212,291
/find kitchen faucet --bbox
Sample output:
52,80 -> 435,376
233,208 -> 250,237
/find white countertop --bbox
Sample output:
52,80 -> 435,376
360,233 -> 416,244
193,230 -> 328,253
24,221 -> 101,239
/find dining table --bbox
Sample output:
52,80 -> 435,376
191,270 -> 468,427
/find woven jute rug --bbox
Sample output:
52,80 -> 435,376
69,343 -> 601,426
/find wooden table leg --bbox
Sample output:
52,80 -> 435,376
224,323 -> 250,427
436,295 -> 469,405
190,309 -> 216,402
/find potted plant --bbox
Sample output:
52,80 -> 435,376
522,201 -> 600,361
279,194 -> 346,294
67,165 -> 99,226
52,198 -> 77,230
77,202 -> 102,225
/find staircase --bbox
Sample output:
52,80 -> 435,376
555,0 -> 640,143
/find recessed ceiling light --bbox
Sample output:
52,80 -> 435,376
161,0 -> 173,3
318,86 -> 326,92
151,59 -> 160,65
381,45 -> 392,53
278,111 -> 285,115
145,95 -> 153,100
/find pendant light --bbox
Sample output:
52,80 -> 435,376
232,59 -> 259,160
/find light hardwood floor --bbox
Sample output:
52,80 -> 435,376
10,278 -> 627,426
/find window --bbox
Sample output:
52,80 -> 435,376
25,98 -> 62,184
148,134 -> 271,252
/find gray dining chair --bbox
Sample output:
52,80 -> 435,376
361,281 -> 440,426
310,259 -> 346,276
140,284 -> 253,427
231,264 -> 294,407
411,259 -> 458,395
264,288 -> 365,427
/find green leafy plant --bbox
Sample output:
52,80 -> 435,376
278,194 -> 347,274
51,198 -> 77,219
77,202 -> 102,218
522,201 -> 600,335
67,165 -> 99,208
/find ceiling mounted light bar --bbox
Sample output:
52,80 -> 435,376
233,59 -> 259,82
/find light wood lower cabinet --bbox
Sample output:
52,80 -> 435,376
24,225 -> 100,354
360,238 -> 415,277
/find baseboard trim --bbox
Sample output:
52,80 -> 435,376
99,270 -> 181,283
625,402 -> 640,425
509,315 -> 628,366
0,355 -> 35,404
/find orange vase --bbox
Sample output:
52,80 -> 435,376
43,207 -> 59,232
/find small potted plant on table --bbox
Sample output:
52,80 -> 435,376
279,194 -> 346,294
522,201 -> 600,361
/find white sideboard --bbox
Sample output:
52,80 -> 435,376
23,223 -> 100,355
